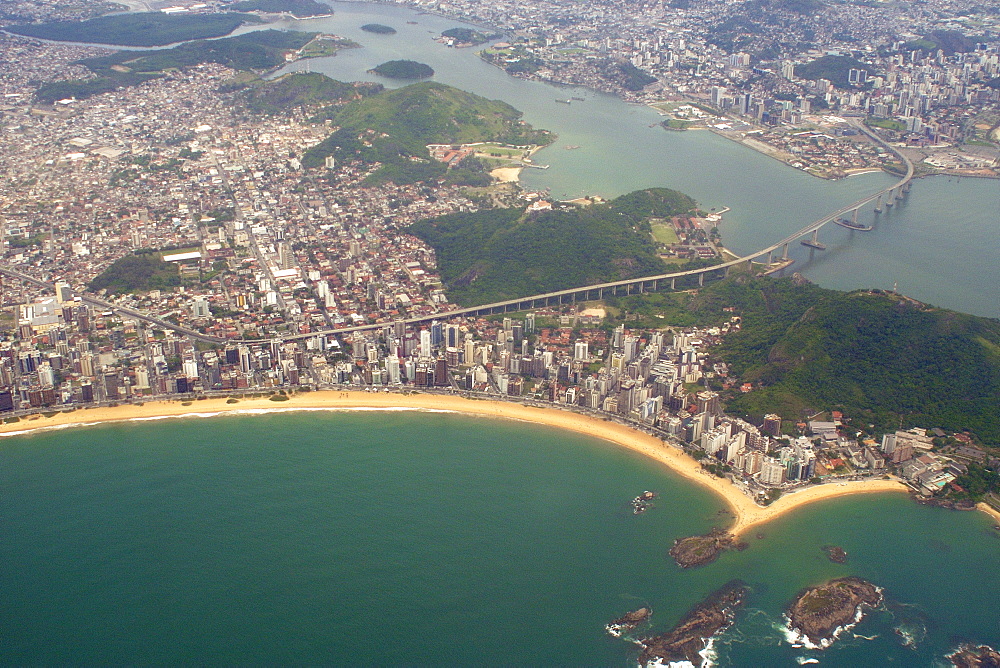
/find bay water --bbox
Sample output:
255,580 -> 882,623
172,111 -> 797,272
2,411 -> 998,665
261,2 -> 1000,319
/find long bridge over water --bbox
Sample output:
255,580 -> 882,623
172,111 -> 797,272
0,122 -> 914,345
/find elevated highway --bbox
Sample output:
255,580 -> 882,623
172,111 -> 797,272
0,123 -> 913,346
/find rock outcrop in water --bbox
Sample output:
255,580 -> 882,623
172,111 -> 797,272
949,644 -> 1000,668
637,580 -> 748,665
823,545 -> 848,563
786,577 -> 882,647
605,607 -> 652,637
669,528 -> 745,568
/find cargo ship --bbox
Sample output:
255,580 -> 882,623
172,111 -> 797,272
833,218 -> 873,231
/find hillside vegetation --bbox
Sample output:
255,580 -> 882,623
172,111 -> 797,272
8,11 -> 261,47
794,55 -> 873,88
905,30 -> 976,55
37,30 -> 317,103
302,82 -> 552,184
89,254 -> 181,295
691,277 -> 1000,444
235,72 -> 380,115
408,188 -> 697,305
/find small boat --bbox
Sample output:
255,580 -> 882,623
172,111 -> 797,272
555,98 -> 571,104
833,218 -> 873,231
571,96 -> 585,101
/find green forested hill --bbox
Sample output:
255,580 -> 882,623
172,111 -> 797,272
89,254 -> 181,295
36,30 -> 317,103
302,82 -> 552,183
8,11 -> 261,47
409,188 -> 696,305
794,55 -> 873,88
697,277 -> 1000,444
236,73 -> 380,115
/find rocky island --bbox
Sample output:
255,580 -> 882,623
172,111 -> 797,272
637,580 -> 749,665
669,528 -> 744,568
786,577 -> 883,648
949,643 -> 1000,667
823,545 -> 848,563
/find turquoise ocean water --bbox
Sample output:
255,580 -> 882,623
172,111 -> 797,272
2,411 -> 998,665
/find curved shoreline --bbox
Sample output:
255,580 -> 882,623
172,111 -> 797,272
0,391 -> 935,534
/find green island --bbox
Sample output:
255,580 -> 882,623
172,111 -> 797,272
369,59 -> 434,79
233,72 -> 381,116
6,11 -> 263,47
35,30 -> 325,103
231,0 -> 333,17
303,81 -> 552,185
794,55 -> 873,89
360,23 -> 397,34
441,27 -> 494,45
408,188 -> 698,305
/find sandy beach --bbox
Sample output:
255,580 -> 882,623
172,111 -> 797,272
977,502 -> 1000,525
0,391 -> 935,533
490,166 -> 522,182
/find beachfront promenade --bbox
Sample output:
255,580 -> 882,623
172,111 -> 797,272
0,123 -> 913,345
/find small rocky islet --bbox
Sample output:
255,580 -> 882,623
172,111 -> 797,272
822,544 -> 848,563
636,580 -> 749,665
604,607 -> 652,637
669,528 -> 747,568
786,576 -> 882,647
948,643 -> 1000,667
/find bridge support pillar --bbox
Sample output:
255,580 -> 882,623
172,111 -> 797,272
811,229 -> 820,245
698,273 -> 704,287
782,243 -> 789,260
598,288 -> 602,300
767,250 -> 773,265
670,278 -> 676,290
652,280 -> 657,291
885,188 -> 894,207
903,182 -> 911,193
852,208 -> 859,224
874,194 -> 883,213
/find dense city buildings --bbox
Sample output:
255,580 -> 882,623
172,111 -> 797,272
0,0 -> 995,505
